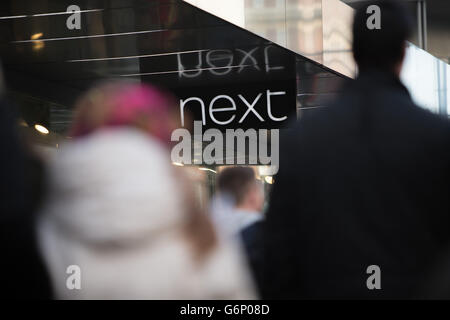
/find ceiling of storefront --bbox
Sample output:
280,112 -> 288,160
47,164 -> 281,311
0,0 -> 346,139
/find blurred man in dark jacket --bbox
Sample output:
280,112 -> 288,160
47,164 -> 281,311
264,0 -> 450,299
0,66 -> 52,299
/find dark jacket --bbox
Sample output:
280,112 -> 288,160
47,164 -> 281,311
0,99 -> 52,299
263,70 -> 450,299
241,220 -> 264,295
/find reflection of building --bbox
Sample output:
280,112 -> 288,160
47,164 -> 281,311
245,0 -> 324,64
206,0 -> 357,77
321,0 -> 354,77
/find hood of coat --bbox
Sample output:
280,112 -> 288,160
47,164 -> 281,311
40,128 -> 184,245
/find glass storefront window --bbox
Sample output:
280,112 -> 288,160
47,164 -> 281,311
401,43 -> 449,116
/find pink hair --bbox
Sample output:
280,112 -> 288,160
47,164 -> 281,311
70,82 -> 177,145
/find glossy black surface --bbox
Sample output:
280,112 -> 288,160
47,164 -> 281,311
0,0 -> 347,134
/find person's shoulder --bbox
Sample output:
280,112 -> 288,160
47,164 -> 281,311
242,220 -> 264,234
410,103 -> 449,126
241,220 -> 264,243
403,100 -> 450,138
282,107 -> 334,139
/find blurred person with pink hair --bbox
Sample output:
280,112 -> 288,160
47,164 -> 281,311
36,82 -> 255,299
68,81 -> 180,144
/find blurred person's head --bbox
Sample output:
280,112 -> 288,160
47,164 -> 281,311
69,81 -> 180,145
352,0 -> 413,76
217,167 -> 264,213
38,127 -> 224,298
64,81 -> 217,263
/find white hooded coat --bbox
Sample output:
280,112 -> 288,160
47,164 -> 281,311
37,128 -> 255,299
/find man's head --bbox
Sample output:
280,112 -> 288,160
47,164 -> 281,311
352,0 -> 414,75
216,166 -> 264,212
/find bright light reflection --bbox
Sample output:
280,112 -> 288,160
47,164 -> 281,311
34,124 -> 49,134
